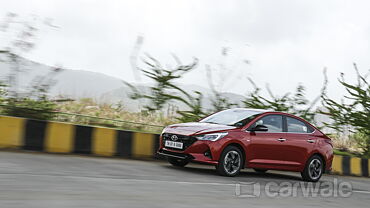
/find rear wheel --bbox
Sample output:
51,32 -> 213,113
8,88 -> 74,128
216,146 -> 243,177
253,168 -> 268,173
168,157 -> 189,167
301,155 -> 324,182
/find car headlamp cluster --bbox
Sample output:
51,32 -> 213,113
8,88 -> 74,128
195,132 -> 228,141
161,128 -> 166,135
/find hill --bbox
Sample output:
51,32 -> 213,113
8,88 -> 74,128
0,54 -> 245,111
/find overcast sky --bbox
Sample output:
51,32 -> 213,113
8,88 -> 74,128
1,0 -> 370,101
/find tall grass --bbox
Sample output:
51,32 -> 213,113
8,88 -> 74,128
55,98 -> 177,133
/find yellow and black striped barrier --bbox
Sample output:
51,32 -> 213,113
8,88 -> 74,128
0,115 -> 369,177
0,115 -> 160,158
332,155 -> 369,177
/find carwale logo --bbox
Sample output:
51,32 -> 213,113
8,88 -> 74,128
235,179 -> 352,198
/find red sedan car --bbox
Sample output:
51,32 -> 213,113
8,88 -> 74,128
157,108 -> 333,182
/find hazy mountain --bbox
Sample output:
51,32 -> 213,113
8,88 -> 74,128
0,54 -> 245,111
0,55 -> 124,98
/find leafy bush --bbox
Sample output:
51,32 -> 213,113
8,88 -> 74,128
243,78 -> 326,124
351,131 -> 370,158
0,13 -> 60,121
321,64 -> 370,157
2,97 -> 56,120
176,91 -> 206,122
0,81 -> 6,104
125,55 -> 207,122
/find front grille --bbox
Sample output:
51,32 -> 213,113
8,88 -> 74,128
162,133 -> 197,151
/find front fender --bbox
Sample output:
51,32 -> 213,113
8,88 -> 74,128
209,133 -> 249,164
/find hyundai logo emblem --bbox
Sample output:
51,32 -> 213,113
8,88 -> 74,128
171,135 -> 178,141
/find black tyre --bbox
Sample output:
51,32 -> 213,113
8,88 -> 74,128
301,155 -> 324,182
253,168 -> 268,173
168,157 -> 189,167
216,146 -> 243,177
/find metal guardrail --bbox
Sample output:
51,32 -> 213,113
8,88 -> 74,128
0,104 -> 165,133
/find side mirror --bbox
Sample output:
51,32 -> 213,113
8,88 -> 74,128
250,124 -> 268,132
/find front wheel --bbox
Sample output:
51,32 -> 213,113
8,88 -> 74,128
301,155 -> 324,182
168,157 -> 189,167
216,146 -> 243,177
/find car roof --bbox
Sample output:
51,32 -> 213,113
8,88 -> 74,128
233,108 -> 302,118
228,108 -> 304,119
228,108 -> 272,112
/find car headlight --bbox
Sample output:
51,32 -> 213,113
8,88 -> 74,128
161,128 -> 166,135
195,132 -> 228,141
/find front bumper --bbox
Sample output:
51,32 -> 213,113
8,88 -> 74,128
158,132 -> 228,166
157,148 -> 219,165
157,149 -> 193,160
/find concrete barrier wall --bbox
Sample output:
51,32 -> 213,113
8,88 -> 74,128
0,115 -> 369,177
331,155 -> 369,177
0,115 -> 160,159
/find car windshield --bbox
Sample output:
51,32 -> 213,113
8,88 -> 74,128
199,109 -> 263,127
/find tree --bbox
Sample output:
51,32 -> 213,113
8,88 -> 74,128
243,75 -> 326,124
125,54 -> 207,121
175,91 -> 206,122
205,64 -> 237,112
0,81 -> 6,104
0,13 -> 61,120
321,64 -> 370,156
209,90 -> 237,112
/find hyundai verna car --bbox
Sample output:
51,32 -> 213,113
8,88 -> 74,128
157,108 -> 333,182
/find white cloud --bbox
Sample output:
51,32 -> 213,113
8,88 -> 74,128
1,0 -> 369,101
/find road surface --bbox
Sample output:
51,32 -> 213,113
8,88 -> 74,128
0,151 -> 369,207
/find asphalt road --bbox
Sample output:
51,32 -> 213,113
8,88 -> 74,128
0,151 -> 369,208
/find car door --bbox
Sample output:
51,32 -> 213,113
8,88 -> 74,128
280,116 -> 316,168
248,114 -> 287,167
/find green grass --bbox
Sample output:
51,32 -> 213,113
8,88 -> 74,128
333,149 -> 356,157
333,149 -> 370,159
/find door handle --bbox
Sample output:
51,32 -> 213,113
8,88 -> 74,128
307,139 -> 315,143
277,138 -> 286,142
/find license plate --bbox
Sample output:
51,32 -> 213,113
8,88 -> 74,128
165,140 -> 183,149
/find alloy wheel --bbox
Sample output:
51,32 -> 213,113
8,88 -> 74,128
308,158 -> 322,180
223,150 -> 241,175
